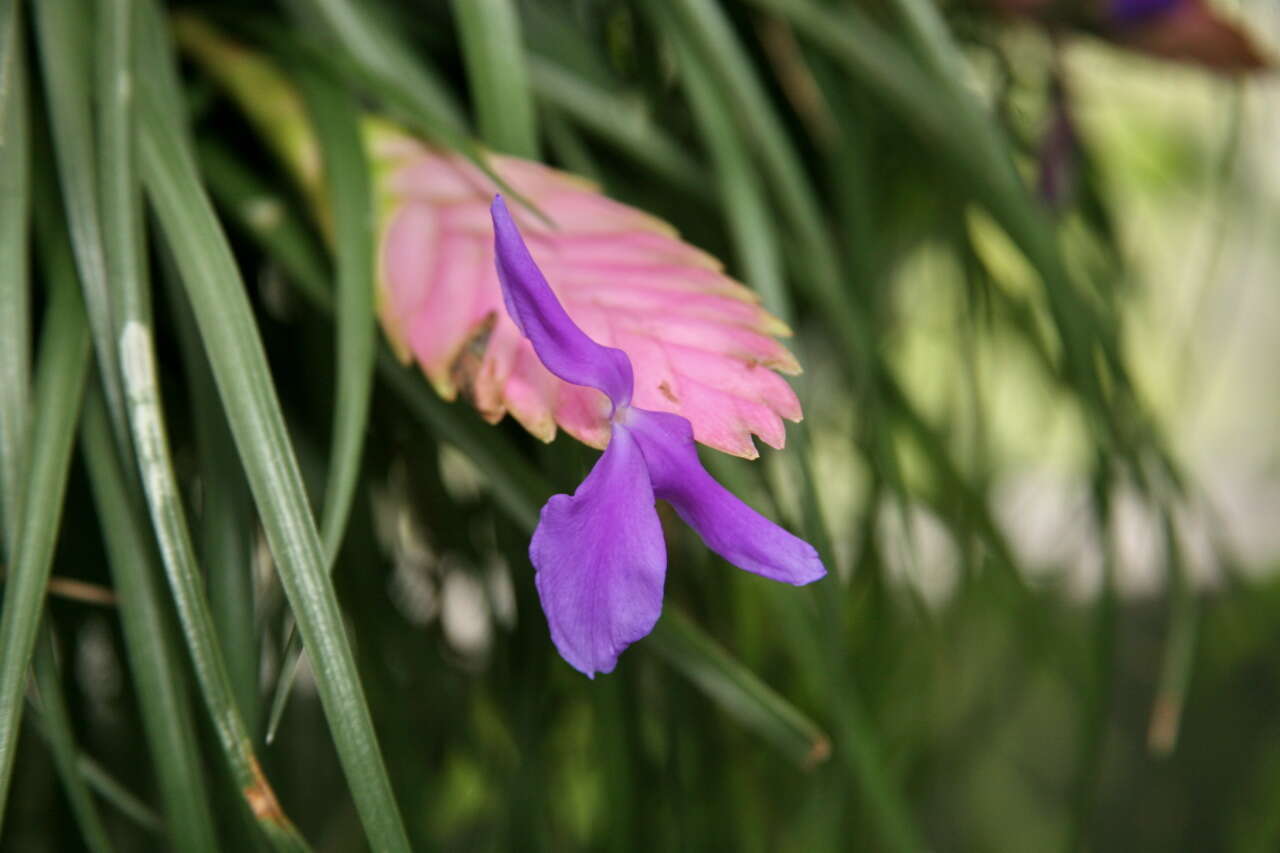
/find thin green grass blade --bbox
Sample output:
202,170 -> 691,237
96,0 -> 144,333
79,388 -> 221,853
74,759 -> 163,834
746,0 -> 1115,413
32,0 -> 128,445
0,228 -> 91,830
648,609 -> 830,769
288,0 -> 465,137
169,255 -> 260,735
670,30 -> 789,322
136,4 -> 410,848
1,31 -> 112,845
527,55 -> 710,196
197,141 -> 332,310
1148,507 -> 1200,757
0,0 -> 18,123
265,69 -> 378,742
27,705 -> 165,834
124,211 -> 310,849
109,7 -> 307,847
31,630 -> 115,853
0,0 -> 30,551
654,0 -> 843,314
452,0 -> 539,158
296,71 -> 376,577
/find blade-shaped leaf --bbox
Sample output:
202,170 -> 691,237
0,226 -> 90,828
0,0 -> 30,548
31,630 -> 114,853
452,0 -> 539,158
264,68 -> 379,741
648,609 -> 830,769
33,0 -> 128,445
135,2 -> 411,849
79,388 -> 221,853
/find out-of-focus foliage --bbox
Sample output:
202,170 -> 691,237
2,0 -> 1279,850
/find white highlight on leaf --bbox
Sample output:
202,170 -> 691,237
119,321 -> 170,502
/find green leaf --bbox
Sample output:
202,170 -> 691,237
27,703 -> 165,834
654,0 -> 843,320
648,609 -> 830,769
296,70 -> 377,579
527,55 -> 710,196
452,0 -> 540,158
32,0 -> 128,445
136,3 -> 411,849
288,0 -> 466,138
32,630 -> 115,853
669,28 -> 789,322
79,388 -> 221,853
745,0 -> 1116,412
0,220 -> 91,830
169,251 -> 260,737
265,68 -> 379,742
106,6 -> 309,847
0,0 -> 30,558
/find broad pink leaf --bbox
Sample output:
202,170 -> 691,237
371,127 -> 803,459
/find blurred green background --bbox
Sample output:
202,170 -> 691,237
2,0 -> 1279,850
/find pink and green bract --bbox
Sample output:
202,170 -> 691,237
374,133 -> 803,459
491,196 -> 825,677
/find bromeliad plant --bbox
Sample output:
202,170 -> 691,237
490,195 -> 824,676
181,20 -> 826,675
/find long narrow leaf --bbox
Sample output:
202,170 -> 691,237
79,389 -> 221,853
106,6 -> 308,848
265,69 -> 378,740
136,4 -> 411,849
32,0 -> 128,444
296,71 -> 376,575
649,609 -> 831,769
0,0 -> 30,548
289,0 -> 466,138
27,705 -> 165,834
528,55 -> 710,196
0,228 -> 91,828
655,0 -> 843,317
31,631 -> 115,853
452,0 -> 540,158
169,254 -> 260,735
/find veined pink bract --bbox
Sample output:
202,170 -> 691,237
371,127 -> 803,459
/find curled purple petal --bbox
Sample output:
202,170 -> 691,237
491,195 -> 634,410
627,409 -> 826,585
530,425 -> 667,677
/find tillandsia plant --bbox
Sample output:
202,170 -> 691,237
490,195 -> 825,676
15,0 -> 1280,850
182,20 -> 825,674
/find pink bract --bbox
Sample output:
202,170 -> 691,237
374,132 -> 803,459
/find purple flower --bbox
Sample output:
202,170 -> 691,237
491,195 -> 827,677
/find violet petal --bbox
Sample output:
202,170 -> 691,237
530,424 -> 667,677
491,194 -> 634,410
628,409 -> 826,585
